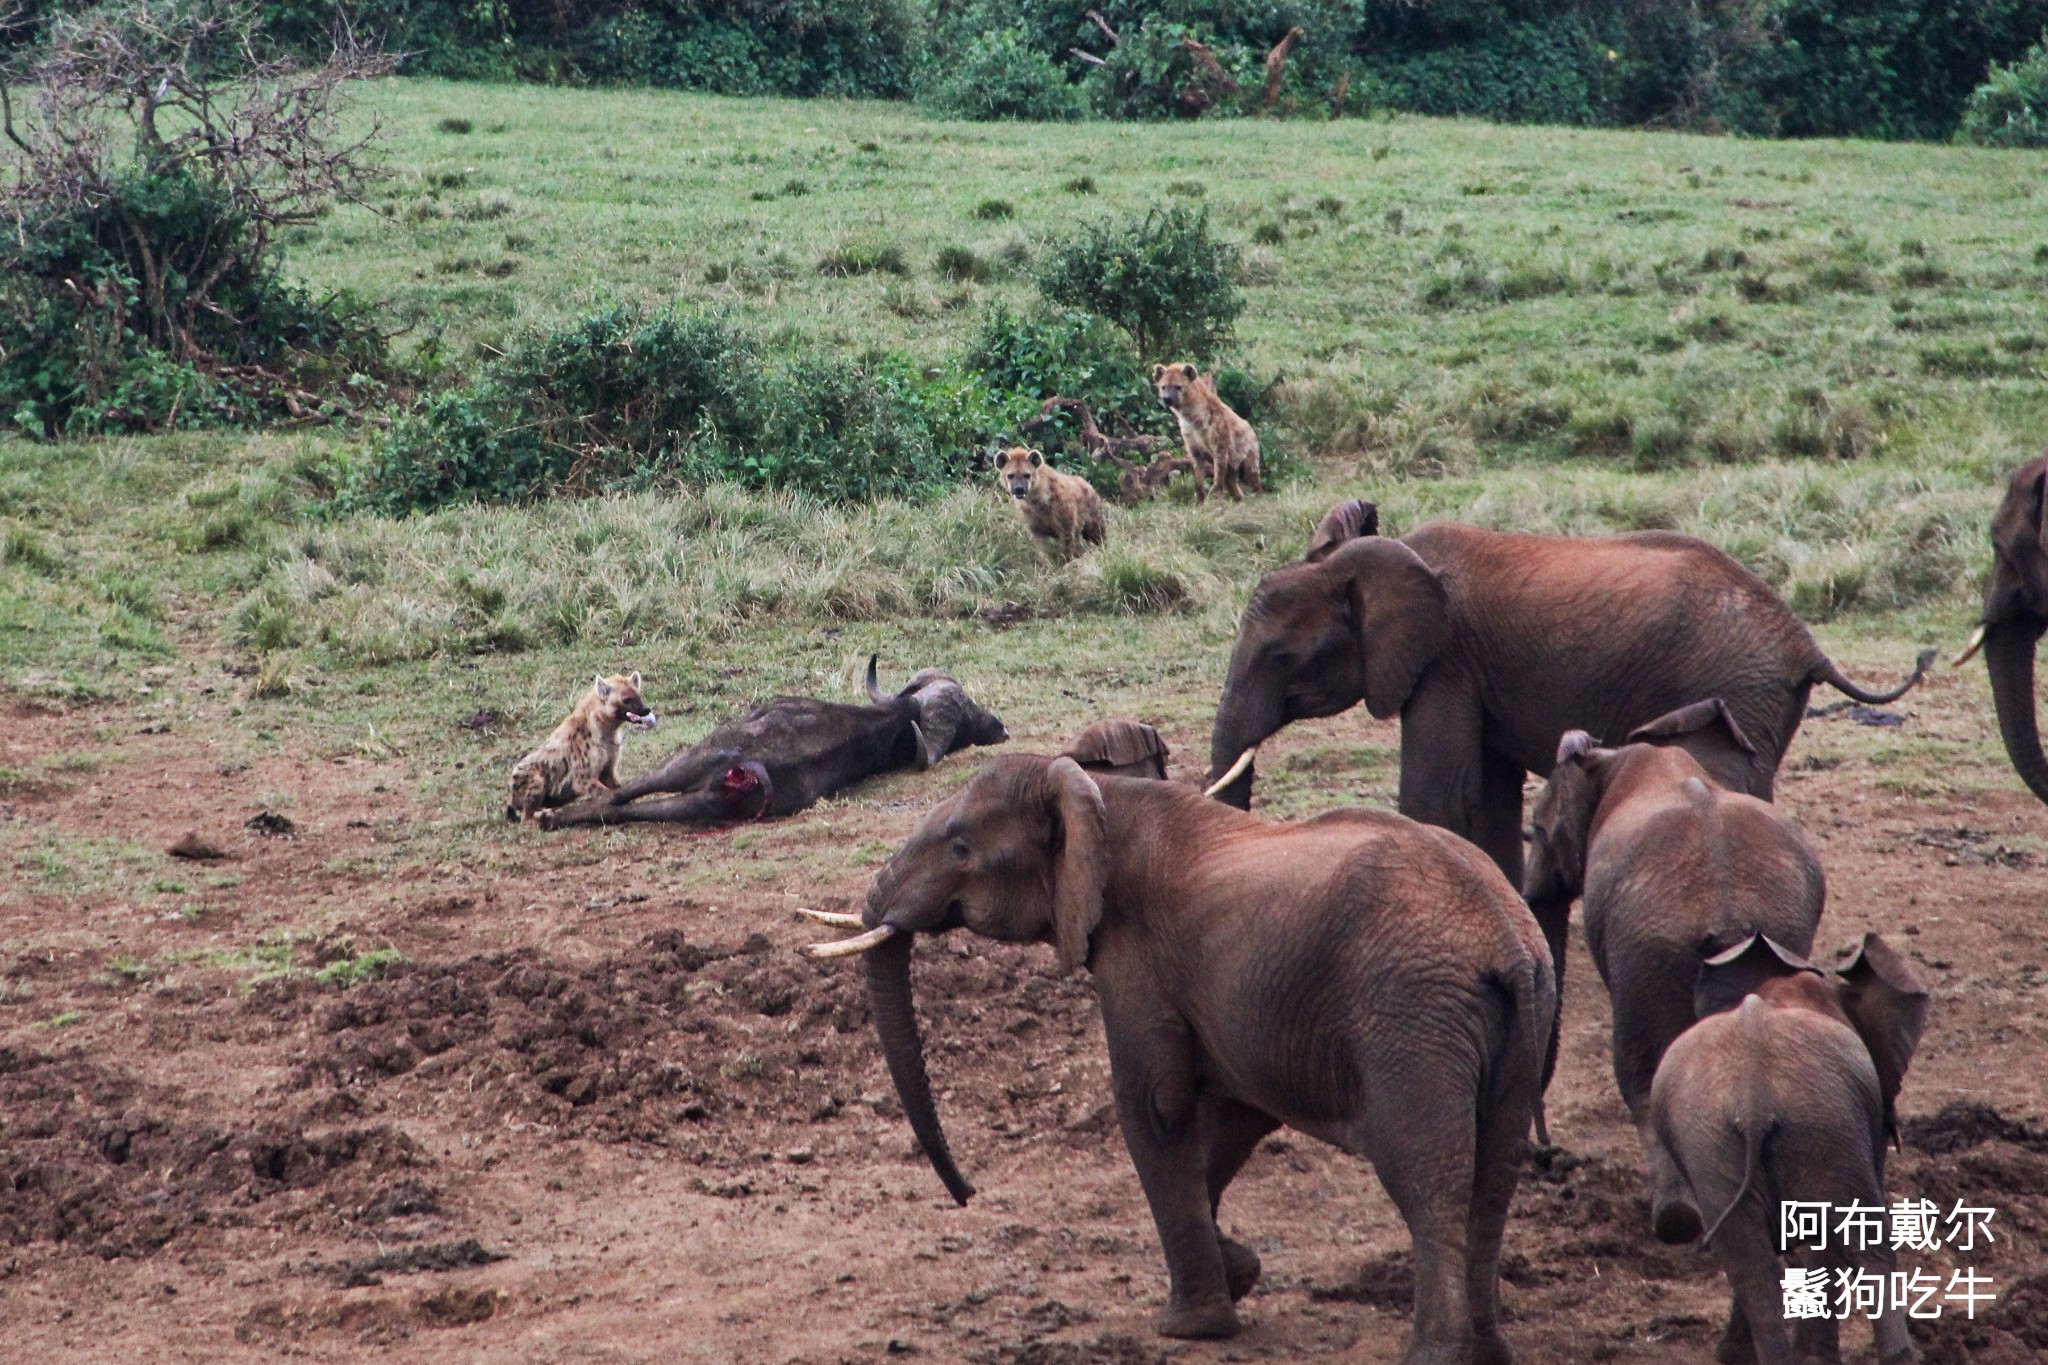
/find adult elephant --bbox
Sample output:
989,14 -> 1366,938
1207,500 -> 1934,883
807,755 -> 1553,1364
1954,450 -> 2048,805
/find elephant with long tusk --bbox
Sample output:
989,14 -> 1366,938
1956,451 -> 2048,805
809,754 -> 1556,1362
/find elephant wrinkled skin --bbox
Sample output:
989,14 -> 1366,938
1523,699 -> 1826,1247
1207,502 -> 1933,883
831,755 -> 1555,1365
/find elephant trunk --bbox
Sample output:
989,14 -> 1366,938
1985,618 -> 2048,807
1207,693 -> 1277,810
863,929 -> 974,1206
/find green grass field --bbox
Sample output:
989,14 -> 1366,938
3,80 -> 2046,810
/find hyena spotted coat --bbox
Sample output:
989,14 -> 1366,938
994,445 -> 1106,560
506,673 -> 658,821
1153,362 -> 1261,503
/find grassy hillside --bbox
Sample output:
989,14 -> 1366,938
2,81 -> 2044,789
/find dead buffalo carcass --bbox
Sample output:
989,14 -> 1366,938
536,656 -> 1007,830
1060,719 -> 1169,778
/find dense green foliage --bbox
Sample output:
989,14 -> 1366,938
342,303 -> 1017,511
1033,204 -> 1241,360
13,0 -> 2045,138
1,166 -> 385,435
1960,36 -> 2048,146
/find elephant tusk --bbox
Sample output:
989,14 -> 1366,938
805,924 -> 898,959
798,908 -> 864,927
1952,623 -> 1987,668
1204,746 -> 1259,798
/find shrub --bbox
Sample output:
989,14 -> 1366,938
1960,38 -> 2048,147
1033,204 -> 1242,360
0,0 -> 393,435
963,300 -> 1161,437
973,198 -> 1015,220
817,240 -> 908,275
342,302 -> 1013,513
935,245 -> 990,282
919,23 -> 1084,121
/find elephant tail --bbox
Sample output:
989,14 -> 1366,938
1810,648 -> 1937,705
1490,937 -> 1558,1145
1698,1115 -> 1777,1252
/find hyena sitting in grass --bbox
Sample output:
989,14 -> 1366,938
994,445 -> 1106,561
506,673 -> 658,821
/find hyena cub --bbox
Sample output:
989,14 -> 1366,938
1153,363 -> 1262,503
506,673 -> 658,821
994,445 -> 1107,560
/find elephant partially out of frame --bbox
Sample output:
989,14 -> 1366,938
1207,499 -> 1934,884
1956,450 -> 2048,805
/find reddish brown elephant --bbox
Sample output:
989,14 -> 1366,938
807,755 -> 1553,1365
1207,500 -> 1934,883
1955,450 -> 2048,804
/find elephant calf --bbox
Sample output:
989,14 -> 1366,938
809,755 -> 1555,1365
1651,934 -> 1927,1365
1523,699 -> 1825,1243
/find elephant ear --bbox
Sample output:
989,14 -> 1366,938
1624,698 -> 1758,791
1332,537 -> 1450,720
1694,934 -> 1820,1020
1304,499 -> 1380,563
1834,933 -> 1930,1135
1523,731 -> 1604,905
1062,720 -> 1168,779
1044,757 -> 1108,972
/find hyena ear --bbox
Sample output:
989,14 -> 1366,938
593,674 -> 615,701
1180,363 -> 1197,381
1151,364 -> 1165,381
628,671 -> 642,690
990,448 -> 1004,471
1027,449 -> 1043,468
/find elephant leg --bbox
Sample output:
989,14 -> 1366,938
1707,1204 -> 1795,1365
1396,686 -> 1489,863
1204,1099 -> 1279,1302
1103,1017 -> 1237,1340
1637,1118 -> 1702,1245
1716,1297 -> 1756,1365
1611,984 -> 1704,1244
1465,1079 -> 1531,1365
1472,747 -> 1526,889
1355,1097 -> 1478,1365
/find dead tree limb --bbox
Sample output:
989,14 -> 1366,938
1069,47 -> 1108,68
1020,396 -> 1169,464
1085,10 -> 1119,46
1329,69 -> 1350,120
1263,27 -> 1304,109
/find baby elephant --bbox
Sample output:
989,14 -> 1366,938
1060,718 -> 1169,779
810,755 -> 1554,1364
1652,934 -> 1928,1365
1523,699 -> 1825,1242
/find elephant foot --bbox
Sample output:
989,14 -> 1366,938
1470,1329 -> 1515,1365
1154,1297 -> 1239,1340
1218,1235 -> 1262,1301
1653,1189 -> 1704,1245
1715,1303 -> 1756,1365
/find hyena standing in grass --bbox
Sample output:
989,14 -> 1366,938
1153,362 -> 1261,503
506,673 -> 658,821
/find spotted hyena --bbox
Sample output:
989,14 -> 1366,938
1153,363 -> 1261,503
994,445 -> 1107,560
506,673 -> 657,821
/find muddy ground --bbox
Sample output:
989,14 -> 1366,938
5,658 -> 2048,1364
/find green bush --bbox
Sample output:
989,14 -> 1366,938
919,23 -> 1085,121
1960,38 -> 2048,146
342,302 -> 1015,513
1033,204 -> 1242,361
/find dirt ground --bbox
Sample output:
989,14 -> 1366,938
5,655 -> 2048,1365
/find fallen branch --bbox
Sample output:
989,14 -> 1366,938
1069,47 -> 1108,68
1263,27 -> 1304,109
